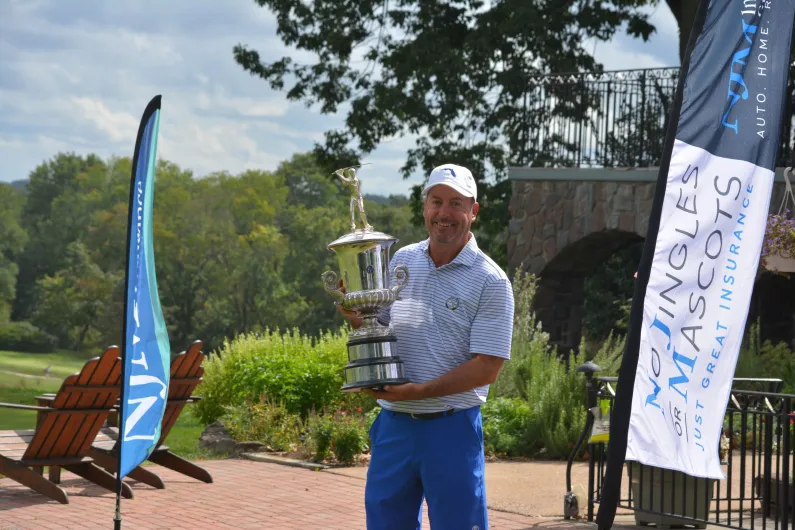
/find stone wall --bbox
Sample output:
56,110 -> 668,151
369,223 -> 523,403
507,180 -> 656,277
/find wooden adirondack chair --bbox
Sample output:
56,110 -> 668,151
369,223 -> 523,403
88,339 -> 212,488
0,346 -> 134,504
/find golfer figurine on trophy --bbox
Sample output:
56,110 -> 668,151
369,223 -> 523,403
322,165 -> 410,391
335,166 -> 373,232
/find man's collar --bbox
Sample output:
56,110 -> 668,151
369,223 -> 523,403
422,233 -> 479,267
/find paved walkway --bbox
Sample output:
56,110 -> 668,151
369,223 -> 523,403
325,459 -> 623,518
0,458 -> 608,530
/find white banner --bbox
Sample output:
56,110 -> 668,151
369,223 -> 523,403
626,140 -> 774,479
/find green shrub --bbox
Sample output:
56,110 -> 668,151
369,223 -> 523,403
489,269 -> 550,400
0,321 -> 58,353
734,319 -> 795,391
305,409 -> 372,464
486,269 -> 593,459
760,340 -> 795,391
332,418 -> 369,465
338,393 -> 378,416
520,348 -> 588,458
588,331 -> 626,376
482,397 -> 533,457
194,327 -> 349,424
222,398 -> 303,452
222,402 -> 372,464
306,411 -> 337,462
734,319 -> 765,378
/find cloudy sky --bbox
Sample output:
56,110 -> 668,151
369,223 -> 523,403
0,0 -> 680,197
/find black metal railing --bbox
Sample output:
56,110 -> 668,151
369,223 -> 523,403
523,67 -> 795,169
567,363 -> 795,530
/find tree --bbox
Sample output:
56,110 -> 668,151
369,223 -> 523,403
276,152 -> 342,209
666,0 -> 698,63
233,0 -> 658,267
30,241 -> 119,351
13,153 -> 107,320
0,184 -> 27,322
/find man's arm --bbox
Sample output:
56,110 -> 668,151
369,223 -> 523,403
420,354 -> 504,397
334,169 -> 354,183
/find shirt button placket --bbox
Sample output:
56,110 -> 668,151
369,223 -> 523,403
427,260 -> 435,319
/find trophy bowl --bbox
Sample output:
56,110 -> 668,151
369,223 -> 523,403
322,165 -> 410,392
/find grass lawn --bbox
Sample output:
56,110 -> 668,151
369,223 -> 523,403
0,349 -> 223,462
0,349 -> 93,379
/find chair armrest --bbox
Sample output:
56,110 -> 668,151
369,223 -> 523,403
0,401 -> 54,412
35,394 -> 56,407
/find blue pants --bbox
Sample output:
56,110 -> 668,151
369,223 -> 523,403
365,406 -> 488,530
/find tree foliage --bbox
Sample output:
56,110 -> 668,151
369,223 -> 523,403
4,151 -> 424,354
13,153 -> 108,320
0,183 -> 27,322
233,0 -> 660,266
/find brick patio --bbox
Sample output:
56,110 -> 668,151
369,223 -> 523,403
0,459 -> 600,530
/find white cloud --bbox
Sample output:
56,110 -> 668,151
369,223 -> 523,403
192,88 -> 289,118
591,4 -> 681,69
71,98 -> 140,142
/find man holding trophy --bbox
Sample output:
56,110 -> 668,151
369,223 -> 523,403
329,163 -> 515,530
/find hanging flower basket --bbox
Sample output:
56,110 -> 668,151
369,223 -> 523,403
760,169 -> 795,275
760,213 -> 795,273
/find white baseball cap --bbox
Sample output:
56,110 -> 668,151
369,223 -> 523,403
422,163 -> 477,201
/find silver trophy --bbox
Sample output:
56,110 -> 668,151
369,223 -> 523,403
322,165 -> 410,392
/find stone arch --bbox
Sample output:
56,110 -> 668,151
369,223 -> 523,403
531,230 -> 644,353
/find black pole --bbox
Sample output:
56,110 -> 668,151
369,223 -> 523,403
592,1 -> 710,527
114,94 -> 162,530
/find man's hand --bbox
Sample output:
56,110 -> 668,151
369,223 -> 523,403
364,383 -> 426,401
335,279 -> 363,329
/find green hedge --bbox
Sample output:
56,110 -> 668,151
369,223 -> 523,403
0,321 -> 58,353
194,327 -> 359,425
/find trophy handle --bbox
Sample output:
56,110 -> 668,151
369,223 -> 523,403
322,271 -> 346,304
391,265 -> 409,300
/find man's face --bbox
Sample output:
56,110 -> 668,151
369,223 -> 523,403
423,184 -> 479,246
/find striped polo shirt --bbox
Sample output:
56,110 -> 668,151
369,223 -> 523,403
377,234 -> 515,413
